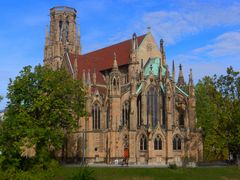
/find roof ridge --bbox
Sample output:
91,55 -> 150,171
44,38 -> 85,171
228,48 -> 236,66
82,33 -> 147,56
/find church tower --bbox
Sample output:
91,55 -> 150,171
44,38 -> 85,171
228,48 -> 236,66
44,6 -> 81,70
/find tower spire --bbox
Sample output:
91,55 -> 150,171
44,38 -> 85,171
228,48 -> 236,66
132,33 -> 138,52
93,68 -> 96,85
82,69 -> 86,85
189,68 -> 193,86
160,39 -> 166,66
172,60 -> 175,82
87,69 -> 91,85
112,52 -> 118,70
177,64 -> 185,86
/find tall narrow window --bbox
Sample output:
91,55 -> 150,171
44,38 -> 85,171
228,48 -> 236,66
122,101 -> 130,127
66,20 -> 69,42
140,134 -> 147,151
179,112 -> 184,127
162,94 -> 166,126
137,95 -> 142,127
106,105 -> 109,129
92,103 -> 100,129
154,135 -> 162,150
173,135 -> 181,150
59,20 -> 63,41
147,87 -> 158,127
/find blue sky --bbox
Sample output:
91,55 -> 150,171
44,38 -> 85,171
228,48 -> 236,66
0,0 -> 240,109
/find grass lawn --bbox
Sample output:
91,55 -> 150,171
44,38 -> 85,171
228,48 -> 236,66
55,166 -> 240,180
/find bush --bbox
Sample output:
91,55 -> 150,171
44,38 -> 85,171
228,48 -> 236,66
168,163 -> 177,169
71,166 -> 95,180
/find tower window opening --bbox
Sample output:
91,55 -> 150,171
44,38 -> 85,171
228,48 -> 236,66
59,20 -> 63,41
66,20 -> 69,42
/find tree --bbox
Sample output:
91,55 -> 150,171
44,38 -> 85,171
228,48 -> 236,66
196,67 -> 240,163
0,65 -> 86,171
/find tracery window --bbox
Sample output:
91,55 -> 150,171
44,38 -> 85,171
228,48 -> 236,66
140,134 -> 147,151
154,135 -> 162,150
147,87 -> 158,127
92,103 -> 100,129
173,135 -> 181,150
122,101 -> 130,127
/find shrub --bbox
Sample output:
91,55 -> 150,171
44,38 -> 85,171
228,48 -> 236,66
168,163 -> 177,169
71,166 -> 95,180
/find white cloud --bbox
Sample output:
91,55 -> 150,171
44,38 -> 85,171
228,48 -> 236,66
193,31 -> 240,57
140,2 -> 240,44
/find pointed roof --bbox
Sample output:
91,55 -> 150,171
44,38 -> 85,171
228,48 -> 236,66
68,34 -> 147,84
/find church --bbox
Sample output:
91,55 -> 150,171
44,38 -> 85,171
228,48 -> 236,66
44,6 -> 203,165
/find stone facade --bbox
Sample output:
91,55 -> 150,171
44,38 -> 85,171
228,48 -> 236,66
44,6 -> 203,165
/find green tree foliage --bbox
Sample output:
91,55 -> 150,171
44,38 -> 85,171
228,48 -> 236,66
196,67 -> 240,162
0,65 -> 86,171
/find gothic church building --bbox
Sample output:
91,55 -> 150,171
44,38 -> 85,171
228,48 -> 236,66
44,6 -> 203,165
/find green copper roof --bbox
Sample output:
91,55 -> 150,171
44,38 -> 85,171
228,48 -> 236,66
176,86 -> 189,97
136,83 -> 143,95
135,57 -> 188,97
143,57 -> 166,77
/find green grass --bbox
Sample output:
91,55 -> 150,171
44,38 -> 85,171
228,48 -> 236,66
54,166 -> 240,180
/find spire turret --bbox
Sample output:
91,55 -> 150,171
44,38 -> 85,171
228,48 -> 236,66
73,56 -> 78,79
82,69 -> 86,85
177,64 -> 185,87
87,69 -> 91,85
112,52 -> 118,71
160,39 -> 166,66
172,60 -> 175,83
93,68 -> 96,85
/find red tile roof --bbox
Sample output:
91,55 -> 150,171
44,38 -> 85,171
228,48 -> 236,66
69,34 -> 146,84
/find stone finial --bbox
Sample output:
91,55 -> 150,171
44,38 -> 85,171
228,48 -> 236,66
93,68 -> 96,85
82,69 -> 86,85
160,39 -> 166,65
87,69 -> 91,85
189,68 -> 193,86
172,60 -> 175,82
132,33 -> 138,52
112,52 -> 118,70
177,64 -> 185,86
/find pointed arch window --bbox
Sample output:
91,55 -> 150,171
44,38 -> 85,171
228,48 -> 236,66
154,135 -> 162,150
173,135 -> 181,150
179,111 -> 185,127
66,20 -> 69,42
59,20 -> 63,41
92,103 -> 100,129
140,134 -> 147,151
147,87 -> 158,127
122,101 -> 130,127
